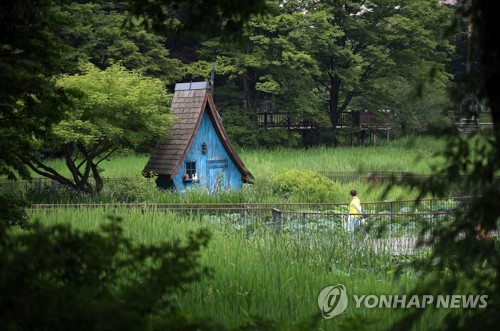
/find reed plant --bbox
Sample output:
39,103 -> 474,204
33,136 -> 444,178
21,136 -> 446,204
28,207 -> 450,330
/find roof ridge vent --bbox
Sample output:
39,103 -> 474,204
174,81 -> 209,91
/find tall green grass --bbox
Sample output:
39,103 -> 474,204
34,136 -> 445,178
241,136 -> 445,177
20,136 -> 473,329
24,136 -> 445,204
28,207 -> 450,330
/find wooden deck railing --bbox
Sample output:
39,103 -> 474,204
255,112 -> 315,129
256,111 -> 391,130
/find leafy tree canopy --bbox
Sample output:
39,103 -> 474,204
126,0 -> 269,37
56,1 -> 183,84
289,0 -> 454,129
0,0 -> 70,179
25,63 -> 173,193
191,0 -> 454,139
194,1 -> 326,122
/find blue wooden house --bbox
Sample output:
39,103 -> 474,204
143,81 -> 253,192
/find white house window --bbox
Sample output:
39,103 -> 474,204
185,161 -> 197,180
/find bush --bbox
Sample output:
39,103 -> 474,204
268,169 -> 340,202
256,128 -> 301,148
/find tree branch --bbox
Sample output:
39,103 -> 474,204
96,144 -> 120,166
64,144 -> 85,189
313,77 -> 330,91
340,92 -> 356,113
360,62 -> 375,82
24,157 -> 78,190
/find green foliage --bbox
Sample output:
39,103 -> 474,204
221,108 -> 260,148
3,223 -> 210,330
390,129 -> 500,330
126,0 -> 269,37
0,194 -> 217,331
0,194 -> 29,241
222,108 -> 301,148
16,136 -> 447,204
26,63 -> 172,194
302,128 -> 340,147
296,0 -> 455,127
56,63 -> 172,150
192,0 -> 454,144
197,3 -> 323,117
28,207 -> 413,330
106,176 -> 161,202
256,129 -> 301,148
0,0 -> 70,180
369,76 -> 454,136
56,1 -> 182,84
269,169 -> 340,202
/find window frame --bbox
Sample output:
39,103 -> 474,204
184,160 -> 197,181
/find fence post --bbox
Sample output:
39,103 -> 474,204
272,208 -> 282,235
34,178 -> 41,192
384,200 -> 394,239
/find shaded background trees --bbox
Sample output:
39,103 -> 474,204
0,0 -> 71,179
184,0 -> 455,146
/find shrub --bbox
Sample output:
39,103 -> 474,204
268,169 -> 340,202
256,128 -> 301,148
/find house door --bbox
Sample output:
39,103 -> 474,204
208,159 -> 228,193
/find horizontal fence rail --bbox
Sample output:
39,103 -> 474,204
255,111 -> 391,130
29,196 -> 475,212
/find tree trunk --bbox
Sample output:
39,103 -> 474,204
243,40 -> 256,110
329,75 -> 342,145
90,162 -> 104,194
243,75 -> 255,110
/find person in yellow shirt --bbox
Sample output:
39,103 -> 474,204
349,189 -> 362,239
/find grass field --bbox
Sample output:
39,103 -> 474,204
29,207 -> 451,330
20,136 -> 478,330
24,136 -> 446,204
37,136 -> 445,178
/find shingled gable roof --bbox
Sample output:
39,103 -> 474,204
143,82 -> 253,183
